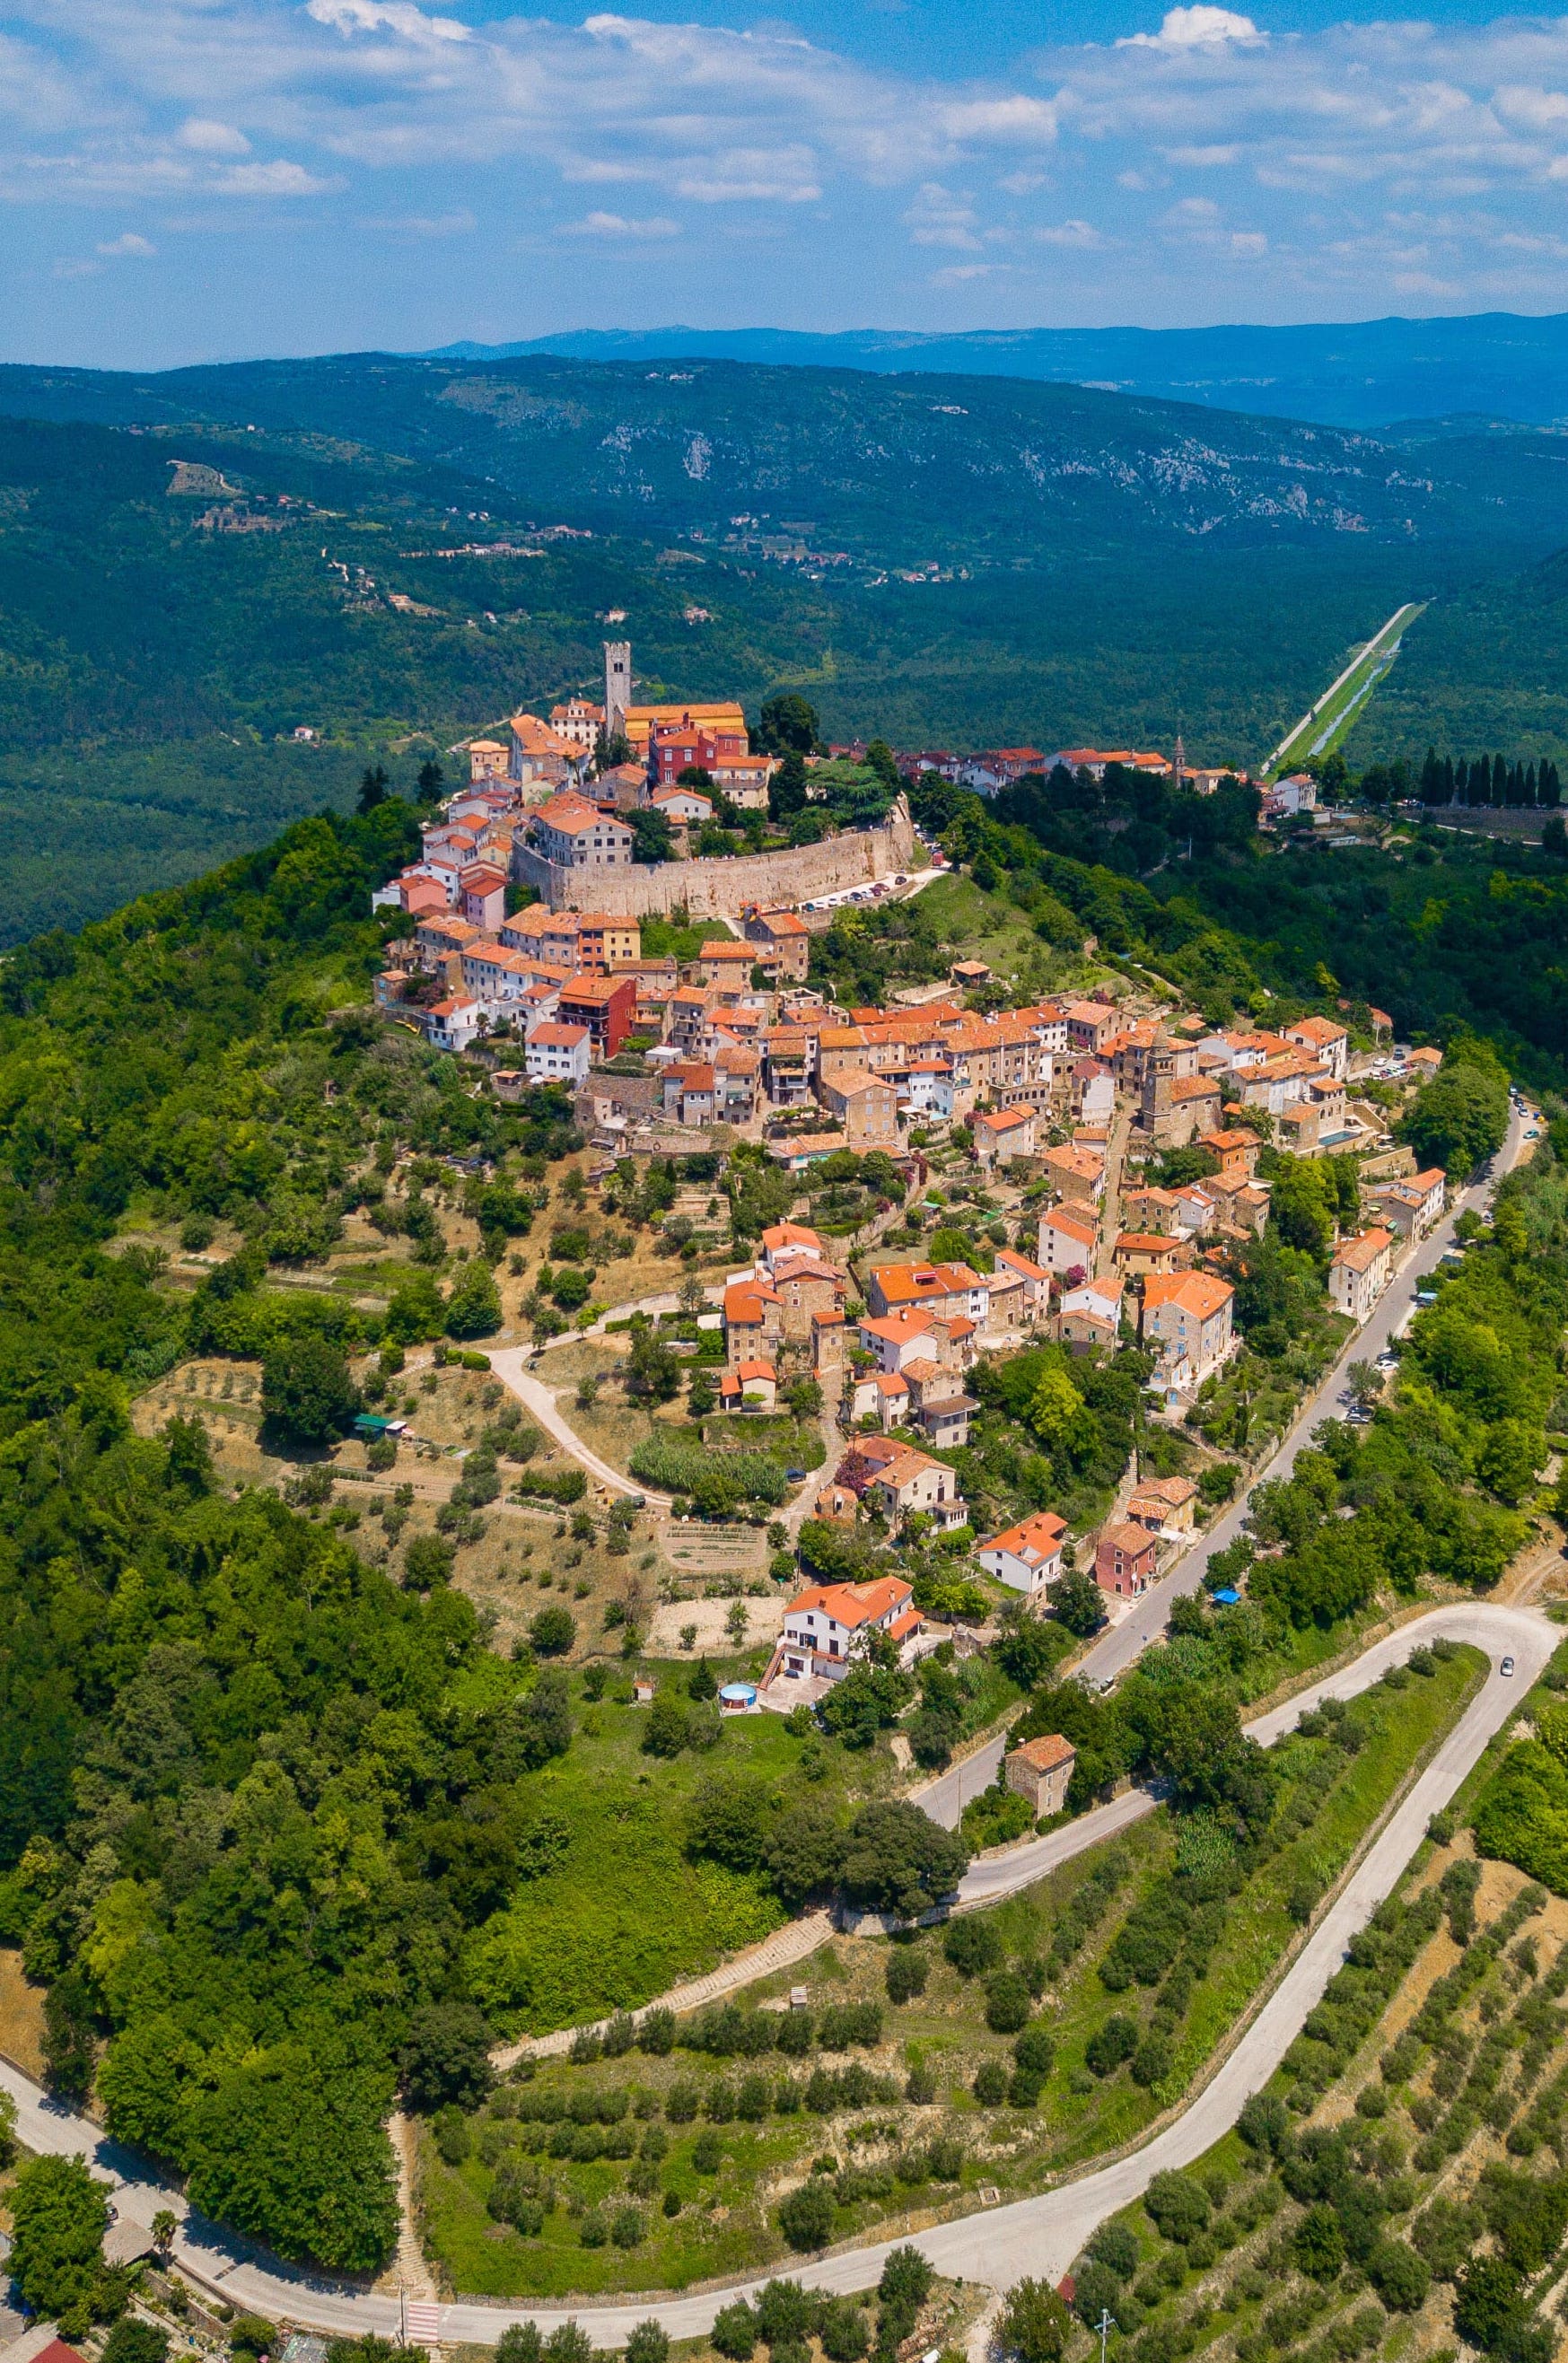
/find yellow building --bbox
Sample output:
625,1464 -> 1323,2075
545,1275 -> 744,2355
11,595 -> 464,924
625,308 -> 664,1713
622,700 -> 748,755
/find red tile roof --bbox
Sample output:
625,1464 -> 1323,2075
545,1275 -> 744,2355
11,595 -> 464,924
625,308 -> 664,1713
786,1577 -> 914,1629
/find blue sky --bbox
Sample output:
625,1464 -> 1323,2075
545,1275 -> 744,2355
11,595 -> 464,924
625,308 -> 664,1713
10,0 -> 1568,366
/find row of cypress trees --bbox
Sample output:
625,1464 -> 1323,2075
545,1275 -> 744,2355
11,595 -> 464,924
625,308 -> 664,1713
1418,749 -> 1564,806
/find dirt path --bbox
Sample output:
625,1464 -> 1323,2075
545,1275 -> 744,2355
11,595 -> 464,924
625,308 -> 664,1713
376,2112 -> 438,2303
486,1348 -> 673,1506
492,1909 -> 837,2070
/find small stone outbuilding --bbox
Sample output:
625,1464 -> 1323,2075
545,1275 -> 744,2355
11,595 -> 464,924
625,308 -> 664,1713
1005,1733 -> 1077,1817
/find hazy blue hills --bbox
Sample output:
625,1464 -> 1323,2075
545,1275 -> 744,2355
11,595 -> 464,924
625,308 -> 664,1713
422,313 -> 1568,433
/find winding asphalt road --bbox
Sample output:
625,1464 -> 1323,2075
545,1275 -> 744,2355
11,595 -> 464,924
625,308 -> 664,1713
2,1601 -> 1550,2344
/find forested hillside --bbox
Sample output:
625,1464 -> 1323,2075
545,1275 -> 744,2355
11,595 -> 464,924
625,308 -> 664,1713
0,403 -> 1444,943
11,354 -> 1568,570
1348,538 -> 1568,765
5,349 -> 1568,941
0,795 -> 592,2275
910,775 -> 1568,1082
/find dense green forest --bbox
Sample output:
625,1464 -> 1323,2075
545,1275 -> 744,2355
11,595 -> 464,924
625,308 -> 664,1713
0,407 -> 1441,942
903,775 -> 1568,1081
13,355 -> 1568,568
5,352 -> 1568,939
0,797 -> 564,2271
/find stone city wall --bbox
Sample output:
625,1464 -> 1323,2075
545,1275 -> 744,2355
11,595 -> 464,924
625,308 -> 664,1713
510,799 -> 918,918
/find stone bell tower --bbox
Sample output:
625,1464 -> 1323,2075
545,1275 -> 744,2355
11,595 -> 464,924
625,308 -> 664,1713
1140,1026 -> 1179,1135
604,640 -> 631,741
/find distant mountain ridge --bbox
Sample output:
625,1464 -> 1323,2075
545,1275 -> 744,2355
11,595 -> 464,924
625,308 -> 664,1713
418,314 -> 1568,434
7,351 -> 1568,573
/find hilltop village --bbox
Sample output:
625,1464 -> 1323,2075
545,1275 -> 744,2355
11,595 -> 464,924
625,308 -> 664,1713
8,630 -> 1555,2359
356,646 -> 1455,1690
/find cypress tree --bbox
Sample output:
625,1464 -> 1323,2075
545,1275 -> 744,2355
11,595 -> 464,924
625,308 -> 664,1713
1421,746 -> 1441,802
1525,762 -> 1538,807
1443,755 -> 1456,802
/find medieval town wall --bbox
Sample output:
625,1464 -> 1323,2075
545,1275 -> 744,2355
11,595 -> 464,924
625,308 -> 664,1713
510,799 -> 919,919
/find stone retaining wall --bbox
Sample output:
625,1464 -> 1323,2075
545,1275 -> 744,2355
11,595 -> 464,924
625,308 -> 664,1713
511,798 -> 918,917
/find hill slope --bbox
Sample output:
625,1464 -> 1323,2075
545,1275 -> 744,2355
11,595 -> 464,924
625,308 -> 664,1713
7,354 -> 1568,571
4,352 -> 1568,938
425,311 -> 1568,433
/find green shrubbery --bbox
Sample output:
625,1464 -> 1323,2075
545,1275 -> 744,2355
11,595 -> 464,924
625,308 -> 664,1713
628,1436 -> 788,1511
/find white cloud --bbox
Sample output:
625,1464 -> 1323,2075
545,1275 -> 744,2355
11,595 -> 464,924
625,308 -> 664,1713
929,259 -> 1011,283
96,230 -> 154,253
217,160 -> 337,195
11,0 -> 1568,328
936,95 -> 1056,144
904,181 -> 981,248
1494,84 -> 1568,133
306,0 -> 470,46
559,208 -> 680,238
1119,7 -> 1264,49
1033,217 -> 1106,247
360,206 -> 474,232
675,145 -> 820,202
179,118 -> 250,155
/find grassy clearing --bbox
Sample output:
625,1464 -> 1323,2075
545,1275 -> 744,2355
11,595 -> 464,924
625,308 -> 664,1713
914,873 -> 1097,993
0,1949 -> 45,2078
418,1651 -> 1480,2299
460,1683 -> 898,2039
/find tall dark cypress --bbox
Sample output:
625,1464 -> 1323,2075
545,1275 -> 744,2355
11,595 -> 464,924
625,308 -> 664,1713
1443,755 -> 1456,802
